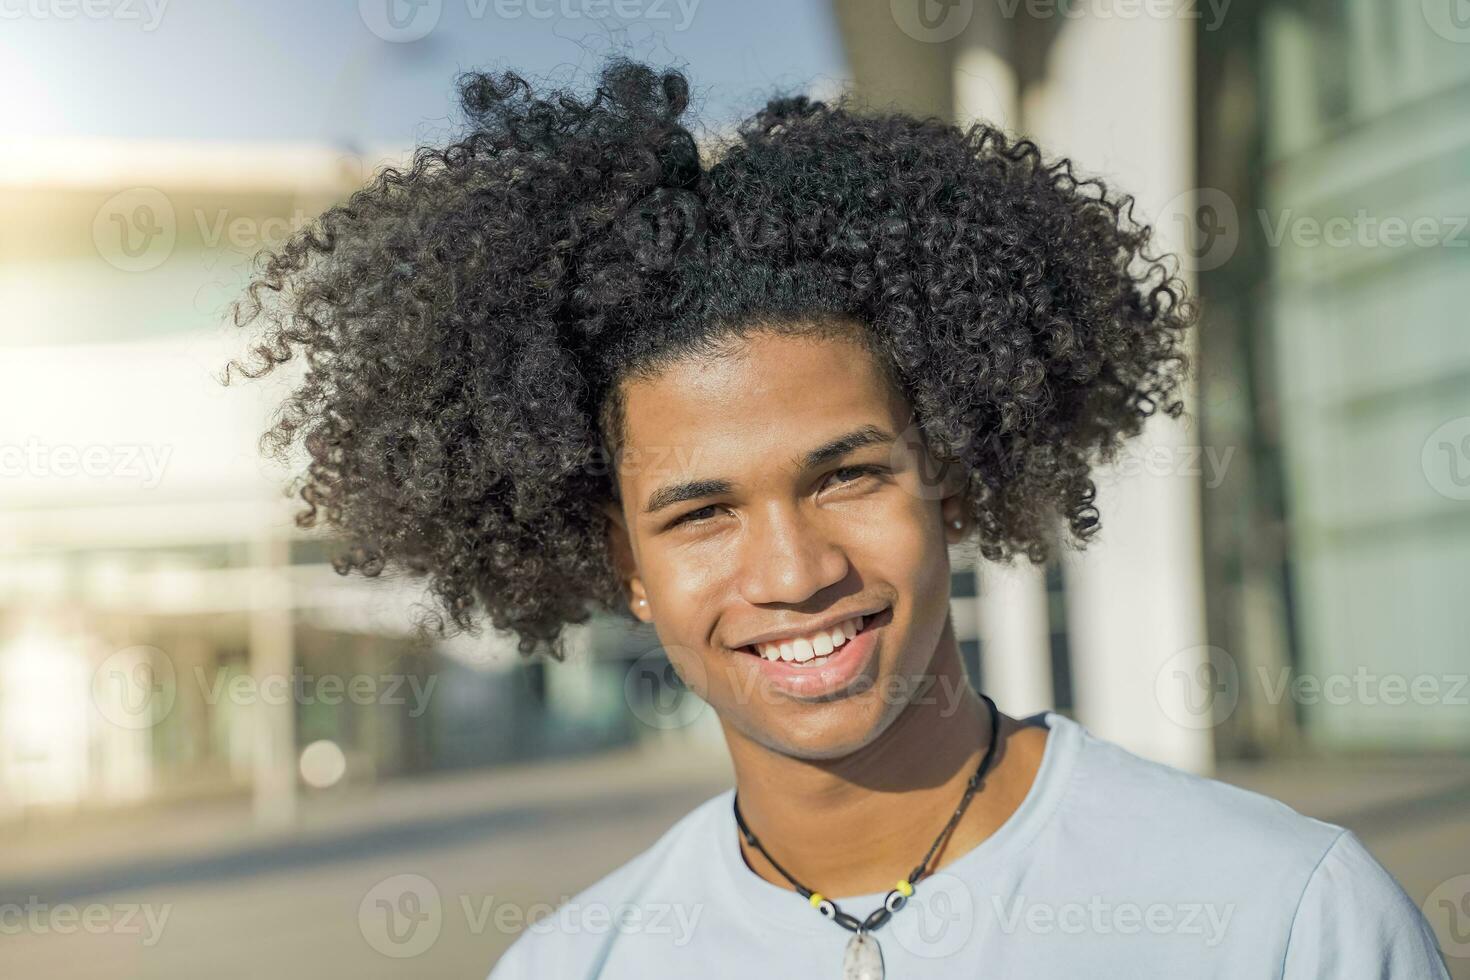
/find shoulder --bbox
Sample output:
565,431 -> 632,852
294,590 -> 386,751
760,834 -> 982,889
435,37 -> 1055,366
1281,828 -> 1451,978
1057,713 -> 1346,865
1049,714 -> 1449,974
485,788 -> 732,979
1035,713 -> 1346,910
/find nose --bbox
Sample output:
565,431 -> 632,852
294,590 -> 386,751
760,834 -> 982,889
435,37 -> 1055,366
735,500 -> 850,606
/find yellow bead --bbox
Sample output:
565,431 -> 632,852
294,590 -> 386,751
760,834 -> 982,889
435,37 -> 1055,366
809,892 -> 824,908
895,879 -> 913,896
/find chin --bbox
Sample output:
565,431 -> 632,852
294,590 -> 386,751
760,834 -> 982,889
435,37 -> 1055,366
748,696 -> 902,762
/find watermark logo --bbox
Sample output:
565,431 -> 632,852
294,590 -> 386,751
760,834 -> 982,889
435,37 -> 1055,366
995,0 -> 1232,31
478,0 -> 703,32
192,664 -> 437,718
91,647 -> 437,731
0,437 -> 172,488
0,0 -> 169,30
359,0 -> 442,41
1102,443 -> 1236,490
507,896 -> 702,942
1144,192 -> 1468,273
1256,666 -> 1468,708
1422,0 -> 1470,44
194,207 -> 318,253
93,187 -> 176,273
722,662 -> 978,717
360,0 -> 701,41
0,898 -> 171,946
360,874 -> 443,958
91,645 -> 177,730
1154,644 -> 1240,730
356,877 -> 704,956
993,894 -> 1234,946
891,0 -> 974,43
890,870 -> 975,959
1423,416 -> 1470,501
1158,187 -> 1239,272
890,419 -> 970,502
1423,874 -> 1470,958
1156,644 -> 1469,730
624,645 -> 707,730
1259,209 -> 1469,251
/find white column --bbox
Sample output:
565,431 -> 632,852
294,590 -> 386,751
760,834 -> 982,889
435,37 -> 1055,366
953,2 -> 1019,133
1026,5 -> 1212,774
977,560 -> 1054,718
250,535 -> 296,826
950,5 -> 1058,723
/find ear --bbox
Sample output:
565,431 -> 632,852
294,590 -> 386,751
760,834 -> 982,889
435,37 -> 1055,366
601,498 -> 652,623
937,461 -> 971,542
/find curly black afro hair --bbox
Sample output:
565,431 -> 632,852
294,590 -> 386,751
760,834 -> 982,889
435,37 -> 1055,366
222,57 -> 1195,661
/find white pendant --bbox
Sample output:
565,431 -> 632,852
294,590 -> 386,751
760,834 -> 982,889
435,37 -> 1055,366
842,931 -> 884,980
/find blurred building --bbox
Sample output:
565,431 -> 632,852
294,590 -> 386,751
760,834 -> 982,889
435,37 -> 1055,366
0,140 -> 675,824
832,0 -> 1470,761
833,0 -> 1214,773
1204,0 -> 1470,754
3,0 -> 1466,830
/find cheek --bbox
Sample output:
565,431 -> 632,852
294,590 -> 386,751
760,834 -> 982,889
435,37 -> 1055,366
670,559 -> 724,605
852,490 -> 944,581
860,500 -> 951,663
644,554 -> 727,653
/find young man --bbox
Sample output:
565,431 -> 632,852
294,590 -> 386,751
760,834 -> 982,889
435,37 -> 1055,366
225,58 -> 1452,978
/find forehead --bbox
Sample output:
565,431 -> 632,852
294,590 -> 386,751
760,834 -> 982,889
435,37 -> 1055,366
616,329 -> 906,490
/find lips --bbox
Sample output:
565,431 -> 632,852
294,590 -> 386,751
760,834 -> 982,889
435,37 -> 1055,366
732,605 -> 892,701
742,614 -> 863,665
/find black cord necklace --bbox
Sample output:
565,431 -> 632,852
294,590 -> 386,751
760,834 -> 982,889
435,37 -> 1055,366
732,691 -> 1001,979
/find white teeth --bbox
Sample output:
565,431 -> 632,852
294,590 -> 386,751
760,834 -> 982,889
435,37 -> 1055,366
754,616 -> 865,663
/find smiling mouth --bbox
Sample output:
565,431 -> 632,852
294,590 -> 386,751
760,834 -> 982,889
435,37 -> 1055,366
735,605 -> 891,665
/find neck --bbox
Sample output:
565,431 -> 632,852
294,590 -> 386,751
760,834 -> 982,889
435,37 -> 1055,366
722,615 -> 1008,898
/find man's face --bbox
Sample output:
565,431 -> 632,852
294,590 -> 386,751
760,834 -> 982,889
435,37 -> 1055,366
604,326 -> 967,760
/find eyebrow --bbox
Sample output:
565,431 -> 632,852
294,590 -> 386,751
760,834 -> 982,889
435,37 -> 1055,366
641,424 -> 895,517
791,424 -> 894,473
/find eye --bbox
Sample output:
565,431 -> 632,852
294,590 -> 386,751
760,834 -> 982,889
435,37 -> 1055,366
669,504 -> 720,528
826,463 -> 888,488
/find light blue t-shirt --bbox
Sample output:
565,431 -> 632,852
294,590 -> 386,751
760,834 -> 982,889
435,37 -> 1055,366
487,710 -> 1451,978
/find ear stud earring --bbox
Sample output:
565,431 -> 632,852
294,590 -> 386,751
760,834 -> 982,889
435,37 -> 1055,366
950,519 -> 963,529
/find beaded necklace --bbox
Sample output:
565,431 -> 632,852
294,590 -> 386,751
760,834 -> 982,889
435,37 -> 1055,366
732,692 -> 1001,978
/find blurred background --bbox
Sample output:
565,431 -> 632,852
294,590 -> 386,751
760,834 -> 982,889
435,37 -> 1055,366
1,1 -> 1467,977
